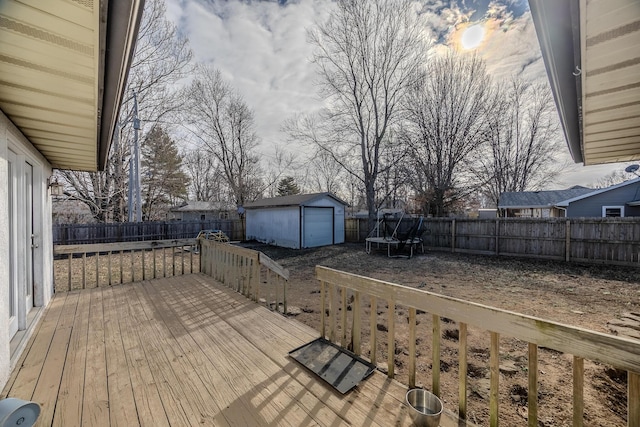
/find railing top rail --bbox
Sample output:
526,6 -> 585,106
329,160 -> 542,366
201,240 -> 289,281
53,238 -> 197,255
259,253 -> 290,281
316,265 -> 640,373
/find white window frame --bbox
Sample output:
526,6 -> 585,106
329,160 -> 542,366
602,205 -> 625,218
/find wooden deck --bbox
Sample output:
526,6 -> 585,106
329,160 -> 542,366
2,273 -> 437,427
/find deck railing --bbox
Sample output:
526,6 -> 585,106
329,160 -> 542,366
316,266 -> 640,427
53,239 -> 197,291
199,240 -> 289,314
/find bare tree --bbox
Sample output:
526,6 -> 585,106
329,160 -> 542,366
183,66 -> 264,206
288,0 -> 426,232
593,169 -> 631,188
475,78 -> 563,208
403,51 -> 492,216
183,149 -> 225,201
307,149 -> 344,194
59,0 -> 192,222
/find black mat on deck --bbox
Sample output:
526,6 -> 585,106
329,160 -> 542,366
288,337 -> 376,394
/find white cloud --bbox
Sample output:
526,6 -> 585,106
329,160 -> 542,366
167,0 -> 332,159
165,0 -> 623,188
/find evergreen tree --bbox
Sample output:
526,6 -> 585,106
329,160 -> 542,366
277,176 -> 301,197
141,126 -> 189,220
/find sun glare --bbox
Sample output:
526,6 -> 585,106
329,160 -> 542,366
461,24 -> 485,50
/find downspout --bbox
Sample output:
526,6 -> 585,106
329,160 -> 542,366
555,206 -> 567,218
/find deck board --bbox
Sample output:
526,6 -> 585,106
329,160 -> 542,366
82,288 -> 109,427
52,290 -> 90,426
2,274 -> 417,427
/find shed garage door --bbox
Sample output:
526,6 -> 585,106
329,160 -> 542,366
303,207 -> 333,248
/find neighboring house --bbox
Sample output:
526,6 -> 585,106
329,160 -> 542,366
0,0 -> 142,390
529,0 -> 640,165
168,200 -> 236,221
557,178 -> 640,218
245,193 -> 347,249
499,186 -> 593,217
499,179 -> 640,218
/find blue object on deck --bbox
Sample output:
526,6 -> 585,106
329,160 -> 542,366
0,398 -> 40,427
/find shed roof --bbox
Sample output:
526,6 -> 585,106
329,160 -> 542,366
498,186 -> 593,209
244,192 -> 348,209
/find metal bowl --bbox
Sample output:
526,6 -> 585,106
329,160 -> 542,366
405,389 -> 443,427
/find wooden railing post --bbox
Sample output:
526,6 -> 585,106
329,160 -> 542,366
341,287 -> 347,348
630,371 -> 640,427
320,281 -> 326,338
67,253 -> 72,291
329,283 -> 336,343
432,315 -> 441,396
528,343 -> 538,427
82,252 -> 86,289
387,299 -> 395,378
95,252 -> 100,287
370,296 -> 377,365
352,291 -> 361,356
108,251 -> 112,286
490,332 -> 499,427
408,307 -> 416,388
573,356 -> 584,427
459,322 -> 468,420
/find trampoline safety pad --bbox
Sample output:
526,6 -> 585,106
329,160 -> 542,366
288,338 -> 376,394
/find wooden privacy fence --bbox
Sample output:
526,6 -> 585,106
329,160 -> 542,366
347,217 -> 640,267
316,266 -> 640,427
53,219 -> 243,245
199,239 -> 289,314
53,239 -> 198,292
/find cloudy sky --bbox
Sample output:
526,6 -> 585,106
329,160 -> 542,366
165,0 -> 627,189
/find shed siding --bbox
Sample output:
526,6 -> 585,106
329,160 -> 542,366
246,206 -> 300,249
567,182 -> 640,217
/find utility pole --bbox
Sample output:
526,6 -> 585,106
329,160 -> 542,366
127,90 -> 142,222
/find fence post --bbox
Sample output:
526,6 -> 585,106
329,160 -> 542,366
565,220 -> 571,262
451,219 -> 456,253
495,219 -> 500,255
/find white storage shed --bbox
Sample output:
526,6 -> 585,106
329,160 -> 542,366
244,193 -> 347,249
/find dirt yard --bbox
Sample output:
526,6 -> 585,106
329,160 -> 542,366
243,241 -> 640,427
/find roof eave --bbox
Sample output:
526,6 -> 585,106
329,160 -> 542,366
529,0 -> 584,163
97,0 -> 145,171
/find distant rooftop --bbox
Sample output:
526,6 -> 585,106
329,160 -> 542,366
170,201 -> 233,212
498,186 -> 593,209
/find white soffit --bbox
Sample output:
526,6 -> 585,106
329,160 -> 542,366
581,0 -> 640,165
0,0 -> 100,171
